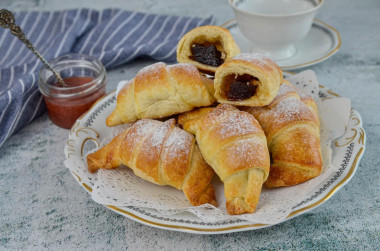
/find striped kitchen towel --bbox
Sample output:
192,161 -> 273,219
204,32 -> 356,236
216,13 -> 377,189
0,8 -> 213,148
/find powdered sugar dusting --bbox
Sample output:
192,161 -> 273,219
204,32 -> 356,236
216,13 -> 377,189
227,137 -> 268,165
149,121 -> 172,148
267,84 -> 298,106
216,111 -> 261,139
263,97 -> 314,126
139,119 -> 174,160
276,83 -> 297,98
231,53 -> 270,66
138,62 -> 197,78
137,62 -> 166,78
129,119 -> 159,140
168,63 -> 198,75
207,105 -> 261,140
163,127 -> 193,160
122,120 -> 161,163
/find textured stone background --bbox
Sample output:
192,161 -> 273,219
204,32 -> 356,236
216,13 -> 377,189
0,0 -> 379,250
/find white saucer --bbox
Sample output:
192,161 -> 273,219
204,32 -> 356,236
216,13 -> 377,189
222,19 -> 341,70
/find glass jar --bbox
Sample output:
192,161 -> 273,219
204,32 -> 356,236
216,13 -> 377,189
38,54 -> 107,129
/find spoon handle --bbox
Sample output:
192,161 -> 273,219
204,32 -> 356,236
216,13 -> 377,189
0,9 -> 66,87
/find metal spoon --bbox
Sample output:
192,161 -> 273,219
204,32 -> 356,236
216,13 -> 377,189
0,9 -> 66,87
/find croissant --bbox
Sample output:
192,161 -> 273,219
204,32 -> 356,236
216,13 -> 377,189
214,53 -> 282,107
106,62 -> 215,126
176,25 -> 241,74
178,104 -> 270,215
296,86 -> 319,121
87,118 -> 217,207
243,81 -> 322,188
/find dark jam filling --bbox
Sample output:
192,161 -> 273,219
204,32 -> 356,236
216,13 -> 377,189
190,43 -> 224,66
227,74 -> 258,101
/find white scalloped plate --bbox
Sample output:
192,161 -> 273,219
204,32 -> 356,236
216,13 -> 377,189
64,76 -> 365,234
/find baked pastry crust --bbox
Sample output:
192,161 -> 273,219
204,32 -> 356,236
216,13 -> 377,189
243,81 -> 322,188
87,118 -> 217,207
178,104 -> 270,215
214,53 -> 283,107
176,25 -> 241,74
106,62 -> 215,126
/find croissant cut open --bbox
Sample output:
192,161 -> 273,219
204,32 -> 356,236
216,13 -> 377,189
178,104 -> 270,215
106,62 -> 215,126
177,25 -> 241,74
243,81 -> 322,188
214,53 -> 283,107
87,118 -> 217,207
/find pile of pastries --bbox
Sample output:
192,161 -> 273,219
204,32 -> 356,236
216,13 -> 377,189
87,26 -> 322,215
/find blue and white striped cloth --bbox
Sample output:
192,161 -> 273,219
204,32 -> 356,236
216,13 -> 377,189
0,8 -> 213,148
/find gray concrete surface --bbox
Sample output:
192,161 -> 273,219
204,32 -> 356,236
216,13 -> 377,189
1,0 -> 379,250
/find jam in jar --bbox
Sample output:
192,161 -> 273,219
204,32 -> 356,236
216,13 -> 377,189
38,54 -> 107,129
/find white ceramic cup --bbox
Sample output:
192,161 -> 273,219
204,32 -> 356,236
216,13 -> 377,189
229,0 -> 324,60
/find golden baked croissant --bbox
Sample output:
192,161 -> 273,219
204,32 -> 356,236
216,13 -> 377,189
214,53 -> 282,107
296,86 -> 319,121
87,118 -> 217,207
178,104 -> 270,215
106,62 -> 215,126
177,25 -> 241,74
243,81 -> 322,188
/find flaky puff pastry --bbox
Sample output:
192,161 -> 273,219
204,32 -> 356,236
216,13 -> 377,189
214,53 -> 282,107
177,25 -> 241,74
87,118 -> 217,207
178,104 -> 270,215
243,81 -> 322,188
106,62 -> 215,126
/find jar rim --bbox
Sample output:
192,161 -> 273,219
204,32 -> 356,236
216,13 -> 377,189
38,53 -> 106,98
